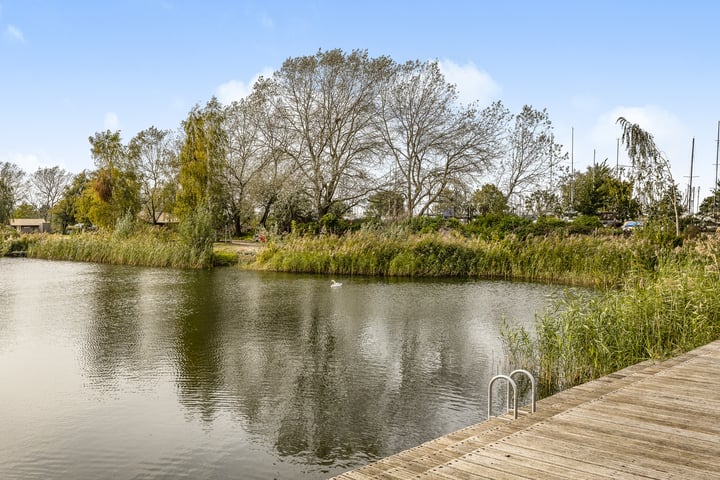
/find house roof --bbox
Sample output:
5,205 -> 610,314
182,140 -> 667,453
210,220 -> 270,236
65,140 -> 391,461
10,218 -> 48,226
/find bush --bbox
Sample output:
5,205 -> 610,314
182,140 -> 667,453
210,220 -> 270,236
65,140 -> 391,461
568,215 -> 602,235
178,205 -> 215,268
212,250 -> 239,267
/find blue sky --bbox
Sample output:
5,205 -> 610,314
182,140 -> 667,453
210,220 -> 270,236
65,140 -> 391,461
2,0 -> 719,206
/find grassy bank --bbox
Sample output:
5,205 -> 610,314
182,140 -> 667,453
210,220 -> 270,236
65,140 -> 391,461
503,236 -> 720,397
18,229 -> 214,269
253,229 -> 657,287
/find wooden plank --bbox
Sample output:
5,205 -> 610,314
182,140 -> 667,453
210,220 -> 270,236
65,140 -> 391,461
487,441 -> 638,479
502,428 -> 716,479
516,421 -> 720,477
469,444 -> 612,480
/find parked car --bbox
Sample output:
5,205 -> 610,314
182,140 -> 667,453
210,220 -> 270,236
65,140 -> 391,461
622,220 -> 643,232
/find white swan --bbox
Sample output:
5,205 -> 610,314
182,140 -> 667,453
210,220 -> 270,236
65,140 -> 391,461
331,280 -> 342,288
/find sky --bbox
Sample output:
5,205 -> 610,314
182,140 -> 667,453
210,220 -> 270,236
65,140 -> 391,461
2,0 -> 720,209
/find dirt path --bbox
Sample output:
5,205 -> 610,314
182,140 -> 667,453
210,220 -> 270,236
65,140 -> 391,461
213,241 -> 265,263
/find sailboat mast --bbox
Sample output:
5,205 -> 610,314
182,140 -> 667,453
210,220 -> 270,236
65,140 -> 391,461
715,121 -> 720,218
688,138 -> 695,213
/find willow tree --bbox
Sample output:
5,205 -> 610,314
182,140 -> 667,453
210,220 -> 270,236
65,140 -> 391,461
176,97 -> 228,229
256,49 -> 393,220
377,60 -> 506,218
617,117 -> 679,235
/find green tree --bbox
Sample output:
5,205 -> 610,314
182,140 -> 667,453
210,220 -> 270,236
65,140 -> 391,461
0,176 -> 13,225
472,183 -> 508,216
0,162 -> 27,224
698,182 -> 720,219
88,130 -> 141,228
525,189 -> 560,218
12,202 -> 39,218
176,98 -> 228,230
563,161 -> 639,220
52,171 -> 92,233
366,190 -> 406,221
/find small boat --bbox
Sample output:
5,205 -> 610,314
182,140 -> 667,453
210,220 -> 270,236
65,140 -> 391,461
331,280 -> 342,288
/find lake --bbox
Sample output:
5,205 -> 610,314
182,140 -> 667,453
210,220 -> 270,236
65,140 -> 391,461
0,257 -> 568,479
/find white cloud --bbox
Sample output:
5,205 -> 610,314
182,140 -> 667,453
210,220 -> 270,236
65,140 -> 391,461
581,105 -> 695,189
437,59 -> 501,106
2,151 -> 41,173
259,11 -> 274,29
216,68 -> 274,104
104,112 -> 119,130
4,24 -> 24,43
591,105 -> 690,161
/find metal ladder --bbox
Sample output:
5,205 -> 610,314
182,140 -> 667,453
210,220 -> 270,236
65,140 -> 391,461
487,369 -> 536,420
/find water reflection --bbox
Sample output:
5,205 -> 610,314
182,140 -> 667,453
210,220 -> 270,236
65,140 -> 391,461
175,270 -> 224,423
0,259 -> 571,479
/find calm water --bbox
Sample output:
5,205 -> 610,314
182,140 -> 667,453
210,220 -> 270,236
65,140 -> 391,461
0,258 -> 567,479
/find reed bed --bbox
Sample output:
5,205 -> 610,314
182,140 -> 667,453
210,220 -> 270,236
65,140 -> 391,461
503,236 -> 720,397
254,230 -> 646,287
25,230 -> 213,269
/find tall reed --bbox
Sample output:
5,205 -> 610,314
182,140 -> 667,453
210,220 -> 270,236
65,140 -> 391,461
253,229 -> 646,287
25,228 -> 212,269
503,236 -> 720,397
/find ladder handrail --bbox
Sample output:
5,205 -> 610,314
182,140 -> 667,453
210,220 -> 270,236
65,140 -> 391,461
488,374 -> 518,419
510,369 -> 536,413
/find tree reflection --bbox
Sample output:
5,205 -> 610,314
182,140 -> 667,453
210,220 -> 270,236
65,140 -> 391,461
174,270 -> 224,423
83,264 -> 142,388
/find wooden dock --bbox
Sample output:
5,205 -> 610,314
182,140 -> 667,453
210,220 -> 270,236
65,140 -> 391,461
331,340 -> 720,479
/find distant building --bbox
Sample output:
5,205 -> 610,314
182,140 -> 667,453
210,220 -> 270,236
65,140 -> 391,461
155,212 -> 179,226
10,218 -> 51,233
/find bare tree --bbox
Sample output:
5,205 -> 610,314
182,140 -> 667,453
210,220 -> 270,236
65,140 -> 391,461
496,105 -> 567,209
252,116 -> 297,229
257,49 -> 392,220
617,116 -> 680,235
377,60 -> 506,218
128,126 -> 177,224
30,166 -> 72,221
219,96 -> 276,234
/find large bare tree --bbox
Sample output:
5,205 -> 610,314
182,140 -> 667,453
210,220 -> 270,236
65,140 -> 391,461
496,105 -> 567,209
30,166 -> 72,221
128,126 -> 177,224
256,49 -> 393,219
377,60 -> 506,218
220,96 -> 277,234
